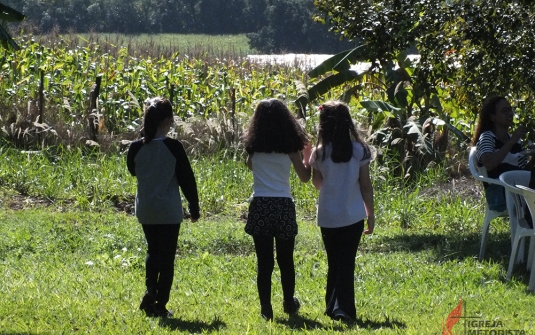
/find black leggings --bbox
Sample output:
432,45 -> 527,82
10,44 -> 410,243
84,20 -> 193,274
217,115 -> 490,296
252,235 -> 296,306
321,221 -> 364,319
142,223 -> 181,306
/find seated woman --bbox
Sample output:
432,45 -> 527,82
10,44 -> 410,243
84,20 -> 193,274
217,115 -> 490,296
472,96 -> 533,213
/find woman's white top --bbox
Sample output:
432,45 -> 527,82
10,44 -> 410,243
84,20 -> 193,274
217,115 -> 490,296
310,142 -> 371,228
251,152 -> 292,198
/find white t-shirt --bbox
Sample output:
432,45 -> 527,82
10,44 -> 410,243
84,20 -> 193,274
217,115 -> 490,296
251,152 -> 292,198
309,142 -> 371,228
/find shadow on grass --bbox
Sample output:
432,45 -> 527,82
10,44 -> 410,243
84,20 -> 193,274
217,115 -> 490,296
276,314 -> 326,330
369,229 -> 535,289
276,314 -> 406,331
158,317 -> 226,333
353,316 -> 406,330
371,230 -> 512,263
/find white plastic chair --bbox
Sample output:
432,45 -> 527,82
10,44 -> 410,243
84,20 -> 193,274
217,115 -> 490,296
499,171 -> 533,272
507,183 -> 535,290
468,146 -> 508,261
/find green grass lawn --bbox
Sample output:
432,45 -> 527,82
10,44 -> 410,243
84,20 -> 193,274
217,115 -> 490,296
0,148 -> 534,333
1,206 -> 534,334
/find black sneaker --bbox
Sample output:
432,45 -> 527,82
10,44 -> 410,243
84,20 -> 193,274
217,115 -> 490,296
283,297 -> 300,315
332,308 -> 350,322
139,293 -> 156,316
261,304 -> 273,321
153,305 -> 174,318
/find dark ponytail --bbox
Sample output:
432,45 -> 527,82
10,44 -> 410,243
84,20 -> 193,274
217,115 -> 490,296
142,97 -> 173,144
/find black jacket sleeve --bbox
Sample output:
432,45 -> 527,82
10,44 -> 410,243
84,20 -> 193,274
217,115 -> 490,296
164,138 -> 200,220
127,140 -> 144,176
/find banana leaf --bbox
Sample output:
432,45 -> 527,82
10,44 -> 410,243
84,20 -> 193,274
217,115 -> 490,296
0,3 -> 25,50
295,70 -> 367,108
0,24 -> 18,50
0,3 -> 25,22
308,45 -> 370,79
360,100 -> 401,112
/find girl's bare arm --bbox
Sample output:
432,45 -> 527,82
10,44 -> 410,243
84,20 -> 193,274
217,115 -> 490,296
289,151 -> 311,182
359,163 -> 375,234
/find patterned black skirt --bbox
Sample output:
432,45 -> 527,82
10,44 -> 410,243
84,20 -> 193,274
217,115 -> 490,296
245,197 -> 297,240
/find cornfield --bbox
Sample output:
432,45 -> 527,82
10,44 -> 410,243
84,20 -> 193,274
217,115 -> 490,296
0,33 -> 316,153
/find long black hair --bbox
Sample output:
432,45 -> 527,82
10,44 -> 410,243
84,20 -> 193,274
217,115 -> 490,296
142,97 -> 173,144
472,96 -> 507,145
316,100 -> 370,163
243,98 -> 308,154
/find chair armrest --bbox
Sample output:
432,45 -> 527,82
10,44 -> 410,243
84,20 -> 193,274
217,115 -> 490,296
476,175 -> 505,186
516,184 -> 535,193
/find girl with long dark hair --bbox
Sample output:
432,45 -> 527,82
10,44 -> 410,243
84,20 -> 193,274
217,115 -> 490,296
309,100 -> 374,322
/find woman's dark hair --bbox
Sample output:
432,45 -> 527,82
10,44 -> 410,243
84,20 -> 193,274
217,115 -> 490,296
143,97 -> 173,144
472,96 -> 507,145
316,100 -> 370,163
243,98 -> 308,154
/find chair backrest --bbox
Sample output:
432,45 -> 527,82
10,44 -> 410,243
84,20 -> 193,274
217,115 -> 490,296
500,170 -> 531,228
468,146 -> 504,186
516,185 -> 535,224
500,170 -> 531,190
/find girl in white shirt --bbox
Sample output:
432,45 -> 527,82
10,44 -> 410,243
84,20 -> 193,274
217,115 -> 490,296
309,100 -> 375,322
243,98 -> 311,321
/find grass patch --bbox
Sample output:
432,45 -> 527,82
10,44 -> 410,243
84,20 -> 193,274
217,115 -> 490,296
40,33 -> 252,59
1,206 -> 535,334
1,149 -> 534,333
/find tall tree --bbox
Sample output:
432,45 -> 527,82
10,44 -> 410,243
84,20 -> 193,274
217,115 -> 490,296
314,0 -> 535,112
248,0 -> 353,53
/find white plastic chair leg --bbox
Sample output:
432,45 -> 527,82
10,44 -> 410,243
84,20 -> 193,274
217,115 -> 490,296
529,251 -> 535,291
528,237 -> 534,271
507,235 -> 521,280
479,212 -> 492,261
517,238 -> 526,264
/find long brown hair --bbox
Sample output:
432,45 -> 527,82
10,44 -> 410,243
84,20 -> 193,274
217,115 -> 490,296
316,100 -> 370,163
243,98 -> 308,154
472,96 -> 507,145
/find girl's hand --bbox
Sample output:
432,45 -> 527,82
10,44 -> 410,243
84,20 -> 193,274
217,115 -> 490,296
364,218 -> 374,235
302,142 -> 312,164
512,126 -> 528,142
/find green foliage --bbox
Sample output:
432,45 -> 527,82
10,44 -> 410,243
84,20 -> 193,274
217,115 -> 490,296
0,3 -> 24,22
2,0 -> 354,54
0,2 -> 25,50
313,0 -> 535,114
295,47 -> 467,177
0,33 -> 307,149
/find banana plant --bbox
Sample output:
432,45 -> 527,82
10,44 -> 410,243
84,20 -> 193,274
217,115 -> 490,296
294,45 -> 470,177
0,3 -> 25,50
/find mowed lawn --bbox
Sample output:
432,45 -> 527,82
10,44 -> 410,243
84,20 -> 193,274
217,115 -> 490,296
1,204 -> 534,334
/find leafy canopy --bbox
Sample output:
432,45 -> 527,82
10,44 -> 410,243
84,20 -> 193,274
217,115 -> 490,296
314,0 -> 535,113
